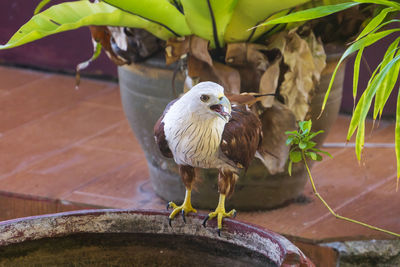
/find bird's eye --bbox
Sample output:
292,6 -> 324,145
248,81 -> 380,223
200,94 -> 210,102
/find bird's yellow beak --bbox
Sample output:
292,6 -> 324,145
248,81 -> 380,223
210,94 -> 231,122
218,95 -> 231,114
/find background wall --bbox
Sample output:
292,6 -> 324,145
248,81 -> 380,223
0,0 -> 117,78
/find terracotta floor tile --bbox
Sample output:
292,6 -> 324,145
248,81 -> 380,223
368,124 -> 396,143
0,146 -> 139,199
237,145 -> 397,239
323,115 -> 390,144
0,191 -> 99,221
66,163 -> 164,210
0,103 -> 125,178
83,86 -> 123,109
299,178 -> 399,241
77,120 -> 143,155
0,74 -> 114,133
0,66 -> 48,93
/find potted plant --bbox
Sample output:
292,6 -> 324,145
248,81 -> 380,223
1,0 -> 396,211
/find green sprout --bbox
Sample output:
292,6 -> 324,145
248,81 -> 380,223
285,120 -> 400,238
285,120 -> 331,176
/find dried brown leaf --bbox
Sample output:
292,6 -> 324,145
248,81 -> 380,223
259,57 -> 281,108
268,30 -> 326,121
213,62 -> 241,94
165,37 -> 189,65
256,101 -> 297,174
225,43 -> 247,66
190,36 -> 212,66
246,44 -> 270,71
227,92 -> 275,106
89,26 -> 127,66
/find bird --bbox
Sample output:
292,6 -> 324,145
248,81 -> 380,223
154,81 -> 263,235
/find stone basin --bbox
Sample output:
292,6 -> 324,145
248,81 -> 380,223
0,209 -> 313,266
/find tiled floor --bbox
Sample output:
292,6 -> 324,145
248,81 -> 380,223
1,66 -> 399,263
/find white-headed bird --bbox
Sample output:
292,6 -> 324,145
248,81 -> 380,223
154,81 -> 262,235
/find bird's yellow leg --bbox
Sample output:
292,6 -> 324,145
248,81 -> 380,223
202,194 -> 236,236
167,188 -> 197,225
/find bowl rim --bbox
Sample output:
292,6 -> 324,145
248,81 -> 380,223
0,208 -> 313,266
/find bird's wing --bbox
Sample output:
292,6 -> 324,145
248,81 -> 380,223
154,99 -> 177,158
220,105 -> 262,170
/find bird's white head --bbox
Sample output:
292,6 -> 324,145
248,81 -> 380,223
180,82 -> 232,122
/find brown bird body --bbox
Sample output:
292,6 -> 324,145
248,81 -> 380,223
154,82 -> 262,234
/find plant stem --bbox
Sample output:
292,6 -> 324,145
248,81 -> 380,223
301,151 -> 400,238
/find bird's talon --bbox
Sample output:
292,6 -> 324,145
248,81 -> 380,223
202,215 -> 209,228
166,197 -> 196,226
181,210 -> 186,223
217,228 -> 221,237
232,210 -> 237,219
168,218 -> 172,227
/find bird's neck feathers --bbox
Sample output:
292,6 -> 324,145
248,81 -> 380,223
162,99 -> 227,167
163,97 -> 226,129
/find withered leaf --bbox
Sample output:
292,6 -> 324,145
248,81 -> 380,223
187,55 -> 220,86
246,43 -> 270,71
212,62 -> 240,94
227,92 -> 275,106
256,101 -> 297,175
190,36 -> 212,66
89,26 -> 127,66
165,36 -> 189,65
225,43 -> 270,72
259,56 -> 281,108
225,43 -> 247,66
187,55 -> 240,94
268,30 -> 326,121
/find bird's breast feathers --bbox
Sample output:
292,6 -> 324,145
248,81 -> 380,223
162,106 -> 226,169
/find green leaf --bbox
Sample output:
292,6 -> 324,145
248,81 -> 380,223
378,52 -> 400,118
358,54 -> 400,129
292,137 -> 300,145
260,2 -> 359,26
224,0 -> 309,43
34,0 -> 52,15
299,141 -> 307,150
347,54 -> 400,141
306,151 -> 317,160
181,0 -> 238,48
290,150 -> 302,163
354,0 -> 400,10
288,160 -> 293,176
311,148 -> 333,158
299,120 -> 311,133
356,7 -> 394,41
305,141 -> 317,149
321,28 -> 400,117
0,1 -> 180,50
353,47 -> 364,108
103,0 -> 191,37
355,120 -> 365,161
286,136 -> 294,146
307,130 -> 324,140
373,37 -> 400,119
347,90 -> 365,141
285,130 -> 298,135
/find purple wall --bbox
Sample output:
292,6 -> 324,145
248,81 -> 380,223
0,1 -> 398,115
0,0 -> 117,77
